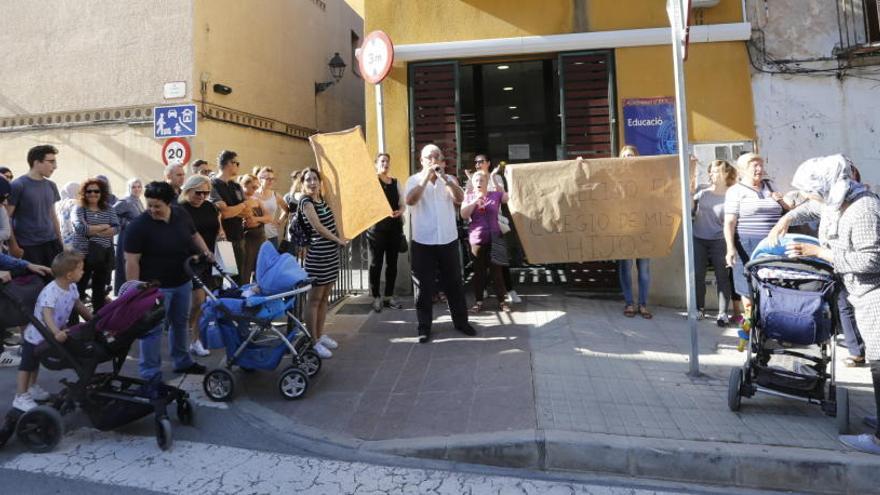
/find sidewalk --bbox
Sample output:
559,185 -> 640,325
242,287 -> 880,494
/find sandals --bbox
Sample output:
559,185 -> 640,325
623,305 -> 636,318
470,301 -> 484,313
844,356 -> 866,368
499,302 -> 512,313
638,305 -> 653,319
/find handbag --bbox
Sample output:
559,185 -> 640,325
497,213 -> 511,235
398,234 -> 408,254
85,241 -> 114,266
213,240 -> 239,276
289,197 -> 314,249
490,233 -> 509,267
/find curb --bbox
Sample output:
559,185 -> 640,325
371,429 -> 880,494
236,398 -> 880,495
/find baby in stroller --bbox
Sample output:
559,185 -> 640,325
0,252 -> 193,452
728,234 -> 850,433
192,241 -> 320,402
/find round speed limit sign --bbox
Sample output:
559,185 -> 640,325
162,137 -> 191,166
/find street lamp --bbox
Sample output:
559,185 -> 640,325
315,52 -> 347,94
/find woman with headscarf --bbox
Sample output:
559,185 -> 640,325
113,178 -> 145,294
782,154 -> 880,454
55,181 -> 81,247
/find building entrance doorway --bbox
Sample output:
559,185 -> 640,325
408,51 -> 619,291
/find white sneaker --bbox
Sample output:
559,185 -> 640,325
507,290 -> 522,304
319,334 -> 338,350
189,340 -> 211,357
0,348 -> 21,368
372,297 -> 383,313
12,393 -> 37,412
28,384 -> 51,401
313,342 -> 333,359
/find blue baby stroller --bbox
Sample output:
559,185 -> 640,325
186,242 -> 321,401
727,235 -> 850,433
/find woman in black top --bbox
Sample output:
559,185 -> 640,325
180,175 -> 223,357
367,153 -> 405,313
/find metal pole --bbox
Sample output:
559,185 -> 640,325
669,0 -> 701,376
375,83 -> 386,154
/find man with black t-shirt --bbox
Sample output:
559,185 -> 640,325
209,150 -> 255,282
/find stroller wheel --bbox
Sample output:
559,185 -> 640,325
176,399 -> 195,426
836,386 -> 850,434
728,368 -> 743,412
204,368 -> 236,402
278,367 -> 309,400
298,349 -> 322,377
155,417 -> 173,451
16,406 -> 64,453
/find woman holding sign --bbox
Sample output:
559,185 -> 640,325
618,145 -> 653,319
299,168 -> 348,359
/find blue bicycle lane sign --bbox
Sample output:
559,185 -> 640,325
154,104 -> 197,138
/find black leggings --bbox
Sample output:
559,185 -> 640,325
368,231 -> 400,298
78,257 -> 112,312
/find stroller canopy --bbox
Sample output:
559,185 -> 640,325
751,234 -> 830,266
255,241 -> 308,295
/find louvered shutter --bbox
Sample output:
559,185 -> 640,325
409,62 -> 461,175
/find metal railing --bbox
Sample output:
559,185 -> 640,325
329,233 -> 369,306
837,0 -> 880,52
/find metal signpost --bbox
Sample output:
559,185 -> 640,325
667,0 -> 701,376
358,31 -> 394,153
154,104 -> 198,139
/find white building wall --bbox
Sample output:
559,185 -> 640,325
747,0 -> 880,190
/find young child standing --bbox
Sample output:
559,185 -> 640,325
13,251 -> 91,412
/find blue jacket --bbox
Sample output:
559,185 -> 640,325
0,253 -> 29,272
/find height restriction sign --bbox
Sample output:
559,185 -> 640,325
358,31 -> 394,85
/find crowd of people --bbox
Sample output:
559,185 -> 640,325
0,142 -> 877,455
0,145 -> 347,410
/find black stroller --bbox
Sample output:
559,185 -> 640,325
727,255 -> 849,433
0,282 -> 193,452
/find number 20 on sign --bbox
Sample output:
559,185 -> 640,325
161,137 -> 191,166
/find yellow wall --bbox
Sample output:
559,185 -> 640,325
615,42 -> 755,143
191,120 -> 316,181
364,0 -> 755,179
588,0 -> 744,31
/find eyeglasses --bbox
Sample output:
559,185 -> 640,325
198,169 -> 214,176
194,190 -> 211,197
85,189 -> 102,194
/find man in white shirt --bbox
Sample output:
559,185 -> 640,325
405,144 -> 476,343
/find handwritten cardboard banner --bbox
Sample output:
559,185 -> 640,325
309,126 -> 392,239
505,156 -> 682,264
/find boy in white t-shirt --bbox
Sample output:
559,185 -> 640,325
14,251 -> 92,412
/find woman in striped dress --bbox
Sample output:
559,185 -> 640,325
299,168 -> 348,358
723,153 -> 787,318
71,178 -> 119,312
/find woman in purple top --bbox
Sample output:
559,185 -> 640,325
461,171 -> 510,313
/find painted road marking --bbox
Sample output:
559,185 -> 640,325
3,429 -> 678,494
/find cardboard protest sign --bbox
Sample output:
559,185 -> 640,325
309,126 -> 392,239
505,156 -> 682,264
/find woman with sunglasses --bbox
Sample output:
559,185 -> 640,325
254,166 -> 289,248
71,178 -> 119,312
180,175 -> 223,358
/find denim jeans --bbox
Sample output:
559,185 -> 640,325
139,280 -> 194,380
732,234 -> 764,297
619,259 -> 650,306
838,288 -> 865,358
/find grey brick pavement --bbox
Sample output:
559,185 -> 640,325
249,286 -> 875,452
